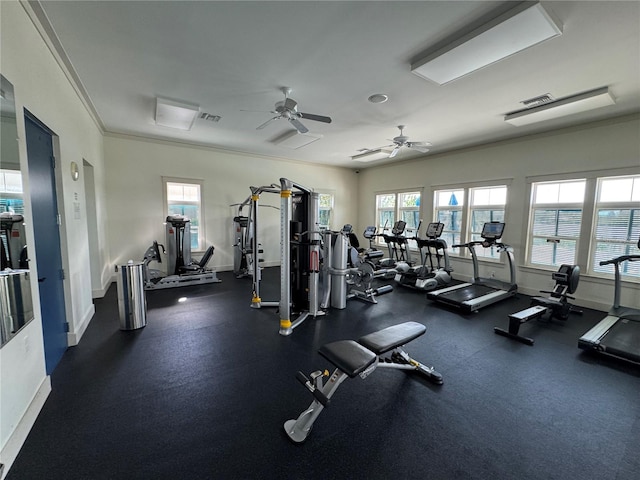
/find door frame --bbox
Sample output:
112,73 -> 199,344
23,110 -> 73,351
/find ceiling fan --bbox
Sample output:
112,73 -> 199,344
384,125 -> 432,158
255,87 -> 332,134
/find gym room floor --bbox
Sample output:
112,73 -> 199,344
7,268 -> 639,480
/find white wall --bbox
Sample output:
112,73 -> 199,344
104,134 -> 358,272
357,115 -> 640,311
0,1 -> 109,475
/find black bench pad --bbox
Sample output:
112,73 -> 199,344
358,322 -> 426,355
319,340 -> 376,378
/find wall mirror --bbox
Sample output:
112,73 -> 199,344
1,74 -> 34,346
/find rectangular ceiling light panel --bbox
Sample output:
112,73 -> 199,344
351,149 -> 393,163
155,97 -> 200,130
274,131 -> 323,149
411,2 -> 562,85
504,87 -> 615,126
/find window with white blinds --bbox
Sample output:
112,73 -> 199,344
469,186 -> 507,259
592,175 -> 640,278
527,179 -> 586,267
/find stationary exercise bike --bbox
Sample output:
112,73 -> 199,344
494,264 -> 582,345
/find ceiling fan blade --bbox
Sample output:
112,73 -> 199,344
389,146 -> 401,158
408,145 -> 430,153
284,97 -> 298,111
408,141 -> 432,147
256,116 -> 279,130
298,113 -> 332,124
288,117 -> 309,133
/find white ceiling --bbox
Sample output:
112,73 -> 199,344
36,1 -> 640,168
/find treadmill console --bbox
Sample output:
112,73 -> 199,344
425,222 -> 444,239
481,222 -> 505,244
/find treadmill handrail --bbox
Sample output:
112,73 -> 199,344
455,239 -> 516,287
599,254 -> 640,266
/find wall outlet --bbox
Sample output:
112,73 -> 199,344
24,335 -> 30,354
490,271 -> 496,278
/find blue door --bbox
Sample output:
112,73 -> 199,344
24,112 -> 68,374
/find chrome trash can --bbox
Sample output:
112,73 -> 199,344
116,261 -> 147,330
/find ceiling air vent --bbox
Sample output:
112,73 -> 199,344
199,112 -> 221,122
521,94 -> 555,108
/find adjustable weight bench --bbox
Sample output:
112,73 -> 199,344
283,322 -> 443,443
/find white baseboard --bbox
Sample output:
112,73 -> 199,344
0,376 -> 51,480
67,303 -> 95,346
91,277 -> 113,299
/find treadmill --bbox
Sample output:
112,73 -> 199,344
578,237 -> 640,364
427,222 -> 517,313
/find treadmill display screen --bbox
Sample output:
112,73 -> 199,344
481,222 -> 505,240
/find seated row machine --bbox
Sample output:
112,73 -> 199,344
494,264 -> 582,345
284,322 -> 442,443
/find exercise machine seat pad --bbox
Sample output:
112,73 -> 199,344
358,322 -> 426,355
319,340 -> 377,378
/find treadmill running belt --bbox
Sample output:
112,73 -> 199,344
603,319 -> 640,364
440,284 -> 496,303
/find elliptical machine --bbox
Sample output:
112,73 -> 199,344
142,215 -> 221,290
377,220 -> 412,268
395,222 -> 452,291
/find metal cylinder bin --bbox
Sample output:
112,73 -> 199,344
116,262 -> 147,330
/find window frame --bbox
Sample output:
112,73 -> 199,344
162,176 -> 205,252
317,191 -> 334,230
523,168 -> 640,283
432,181 -> 509,261
468,185 -> 508,260
374,189 -> 422,249
526,179 -> 586,269
589,174 -> 640,279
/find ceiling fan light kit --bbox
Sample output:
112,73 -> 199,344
504,87 -> 615,126
155,97 -> 200,131
411,1 -> 562,85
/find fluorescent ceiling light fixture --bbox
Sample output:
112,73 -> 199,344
351,149 -> 393,163
411,2 -> 562,85
155,97 -> 200,131
273,131 -> 322,149
504,87 -> 615,126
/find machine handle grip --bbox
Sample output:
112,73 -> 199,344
295,371 -> 330,407
600,255 -> 640,266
